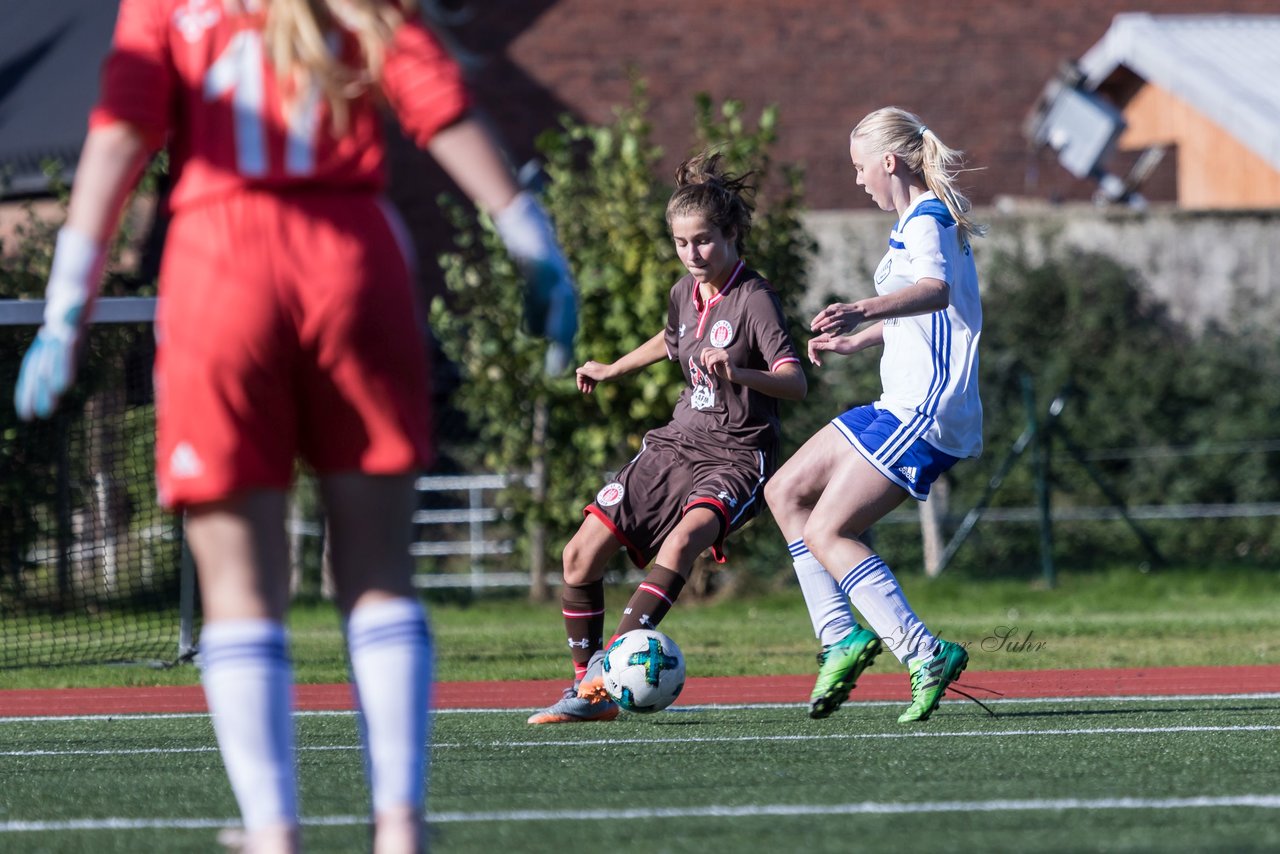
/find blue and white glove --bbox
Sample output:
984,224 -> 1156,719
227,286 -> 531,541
494,191 -> 579,376
14,227 -> 105,420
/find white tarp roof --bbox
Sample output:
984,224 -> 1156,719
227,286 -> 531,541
1079,13 -> 1280,173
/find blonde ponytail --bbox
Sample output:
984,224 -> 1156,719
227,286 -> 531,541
852,107 -> 987,245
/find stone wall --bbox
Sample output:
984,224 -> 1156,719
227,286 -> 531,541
803,205 -> 1280,332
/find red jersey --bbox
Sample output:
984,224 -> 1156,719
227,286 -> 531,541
90,0 -> 470,211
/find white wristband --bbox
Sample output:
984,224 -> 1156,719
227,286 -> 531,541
43,226 -> 106,332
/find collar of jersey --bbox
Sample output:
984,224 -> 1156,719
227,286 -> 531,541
691,259 -> 746,312
891,191 -> 939,234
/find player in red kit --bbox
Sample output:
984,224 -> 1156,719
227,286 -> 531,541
14,1 -> 577,851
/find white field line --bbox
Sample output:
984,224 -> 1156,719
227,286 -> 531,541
1,723 -> 1277,758
2,795 -> 1279,833
3,691 -> 1278,724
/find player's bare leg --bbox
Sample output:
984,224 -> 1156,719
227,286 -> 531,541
529,514 -> 623,724
574,507 -> 721,702
186,490 -> 299,854
805,453 -> 947,679
767,427 -> 881,717
325,473 -> 430,854
767,427 -> 864,645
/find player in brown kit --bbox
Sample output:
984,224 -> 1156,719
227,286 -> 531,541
529,152 -> 807,724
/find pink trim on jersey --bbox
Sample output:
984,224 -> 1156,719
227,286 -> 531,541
692,260 -> 746,339
637,582 -> 674,606
770,355 -> 801,371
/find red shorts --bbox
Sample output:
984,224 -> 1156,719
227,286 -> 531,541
154,191 -> 433,509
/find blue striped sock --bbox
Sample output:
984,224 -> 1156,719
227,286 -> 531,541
199,619 -> 297,830
348,598 -> 433,815
789,539 -> 857,646
838,555 -> 937,664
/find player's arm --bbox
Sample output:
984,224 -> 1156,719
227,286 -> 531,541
807,321 -> 885,367
809,278 -> 949,336
699,289 -> 806,400
427,116 -> 579,375
575,331 -> 668,395
388,19 -> 578,373
14,121 -> 149,421
699,355 -> 807,401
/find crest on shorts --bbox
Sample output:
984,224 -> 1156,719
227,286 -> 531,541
709,320 -> 734,348
596,481 -> 625,507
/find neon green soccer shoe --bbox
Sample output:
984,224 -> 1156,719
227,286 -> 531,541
897,639 -> 969,723
808,627 -> 883,719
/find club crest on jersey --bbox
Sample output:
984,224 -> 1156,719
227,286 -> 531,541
174,0 -> 223,43
596,482 -> 625,507
709,320 -> 734,348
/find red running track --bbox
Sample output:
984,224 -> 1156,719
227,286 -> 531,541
1,666 -> 1274,717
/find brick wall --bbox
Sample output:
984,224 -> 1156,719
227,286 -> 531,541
392,1 -> 1278,299
436,0 -> 1279,211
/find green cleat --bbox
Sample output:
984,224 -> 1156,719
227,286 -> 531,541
808,627 -> 883,719
897,639 -> 969,723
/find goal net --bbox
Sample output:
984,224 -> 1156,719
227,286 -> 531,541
0,298 -> 194,668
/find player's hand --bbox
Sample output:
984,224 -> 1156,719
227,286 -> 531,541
810,301 -> 869,336
807,332 -> 860,367
529,263 -> 576,376
575,360 -> 611,394
15,325 -> 83,420
494,191 -> 580,376
699,346 -> 736,382
14,228 -> 104,421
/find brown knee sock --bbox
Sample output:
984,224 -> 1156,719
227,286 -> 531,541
561,580 -> 606,681
613,565 -> 686,640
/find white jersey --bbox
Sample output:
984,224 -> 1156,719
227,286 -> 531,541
871,192 -> 983,458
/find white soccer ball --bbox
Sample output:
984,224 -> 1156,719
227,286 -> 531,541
602,628 -> 686,714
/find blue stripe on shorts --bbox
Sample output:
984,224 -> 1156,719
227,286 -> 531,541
831,404 -> 960,500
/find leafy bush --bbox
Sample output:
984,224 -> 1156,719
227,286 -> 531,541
927,244 -> 1280,577
431,84 -> 815,588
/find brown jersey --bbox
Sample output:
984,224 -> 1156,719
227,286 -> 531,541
663,261 -> 801,458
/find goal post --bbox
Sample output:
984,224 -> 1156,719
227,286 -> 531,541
0,296 -> 197,668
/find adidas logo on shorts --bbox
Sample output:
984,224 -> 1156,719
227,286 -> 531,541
169,442 -> 205,479
896,465 -> 919,484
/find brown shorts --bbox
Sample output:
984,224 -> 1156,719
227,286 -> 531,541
584,423 -> 772,568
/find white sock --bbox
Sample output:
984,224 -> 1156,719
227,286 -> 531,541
347,598 -> 433,815
199,619 -> 297,830
838,555 -> 939,664
789,539 -> 857,646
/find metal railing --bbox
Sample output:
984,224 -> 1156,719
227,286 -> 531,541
410,473 -> 538,590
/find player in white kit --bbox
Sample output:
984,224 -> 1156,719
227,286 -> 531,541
764,106 -> 986,723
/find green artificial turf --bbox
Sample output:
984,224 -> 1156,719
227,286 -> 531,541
1,563 -> 1277,690
2,696 -> 1277,852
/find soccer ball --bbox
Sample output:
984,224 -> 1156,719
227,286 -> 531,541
602,629 -> 686,714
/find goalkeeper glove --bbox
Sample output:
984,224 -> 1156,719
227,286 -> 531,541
493,191 -> 579,376
14,227 -> 106,420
